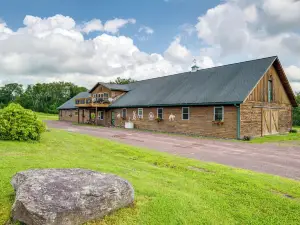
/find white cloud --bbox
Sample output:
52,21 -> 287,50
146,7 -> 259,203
81,19 -> 103,34
0,22 -> 13,40
164,37 -> 192,63
285,65 -> 300,93
262,0 -> 300,24
164,37 -> 215,70
103,18 -> 136,34
286,66 -> 300,82
195,0 -> 300,92
0,15 -> 194,88
80,18 -> 136,34
139,26 -> 154,34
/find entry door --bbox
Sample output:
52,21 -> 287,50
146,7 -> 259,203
262,109 -> 279,135
111,112 -> 115,126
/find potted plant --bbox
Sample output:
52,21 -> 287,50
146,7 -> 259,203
155,117 -> 163,123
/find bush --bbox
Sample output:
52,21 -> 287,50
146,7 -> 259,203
289,129 -> 298,133
243,136 -> 253,141
0,103 -> 46,141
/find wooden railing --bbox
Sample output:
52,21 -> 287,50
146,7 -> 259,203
75,97 -> 111,107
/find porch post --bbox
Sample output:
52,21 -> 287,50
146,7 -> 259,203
78,109 -> 80,124
95,107 -> 98,126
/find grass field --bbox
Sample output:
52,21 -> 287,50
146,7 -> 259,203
35,112 -> 58,121
1,129 -> 300,225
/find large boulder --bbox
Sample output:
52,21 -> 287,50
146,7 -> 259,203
11,169 -> 134,225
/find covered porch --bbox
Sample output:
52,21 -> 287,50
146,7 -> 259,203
77,107 -> 111,126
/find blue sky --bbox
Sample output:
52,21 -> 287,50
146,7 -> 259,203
0,0 -> 299,91
1,0 -> 220,53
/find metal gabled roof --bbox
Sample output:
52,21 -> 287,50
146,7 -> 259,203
57,92 -> 90,109
110,56 -> 280,108
89,82 -> 131,93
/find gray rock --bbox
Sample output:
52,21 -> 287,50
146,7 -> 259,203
11,169 -> 134,225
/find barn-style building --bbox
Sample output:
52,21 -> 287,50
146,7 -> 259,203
58,56 -> 297,139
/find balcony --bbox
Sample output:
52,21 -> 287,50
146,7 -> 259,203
75,97 -> 111,107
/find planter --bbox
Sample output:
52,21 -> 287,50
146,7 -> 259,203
212,121 -> 224,126
125,121 -> 134,129
155,118 -> 163,123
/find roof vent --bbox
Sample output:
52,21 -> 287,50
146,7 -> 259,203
191,59 -> 199,72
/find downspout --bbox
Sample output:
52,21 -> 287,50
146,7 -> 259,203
234,104 -> 241,140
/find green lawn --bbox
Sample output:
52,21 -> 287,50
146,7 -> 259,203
1,130 -> 300,225
35,112 -> 58,121
249,128 -> 300,144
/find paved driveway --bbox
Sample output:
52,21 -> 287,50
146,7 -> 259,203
47,121 -> 300,180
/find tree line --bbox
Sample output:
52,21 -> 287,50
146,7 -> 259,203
0,82 -> 87,114
0,77 -> 135,114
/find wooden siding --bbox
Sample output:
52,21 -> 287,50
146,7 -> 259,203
107,106 -> 237,139
246,65 -> 291,104
91,84 -> 126,99
91,85 -> 111,96
241,65 -> 293,137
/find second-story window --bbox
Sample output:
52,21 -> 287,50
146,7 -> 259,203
104,93 -> 109,100
268,79 -> 273,102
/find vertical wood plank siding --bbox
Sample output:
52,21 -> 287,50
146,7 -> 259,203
241,65 -> 293,137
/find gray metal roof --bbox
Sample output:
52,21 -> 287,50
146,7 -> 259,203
99,82 -> 131,91
110,56 -> 278,108
57,92 -> 90,109
89,82 -> 130,93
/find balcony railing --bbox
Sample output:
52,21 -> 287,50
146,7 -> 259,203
75,97 -> 111,107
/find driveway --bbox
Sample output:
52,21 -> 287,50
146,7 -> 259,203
47,121 -> 300,180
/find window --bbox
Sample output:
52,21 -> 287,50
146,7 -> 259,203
104,93 -> 109,100
182,107 -> 189,120
268,79 -> 273,102
214,106 -> 224,121
93,94 -> 97,98
122,108 -> 127,118
138,108 -> 143,118
98,111 -> 104,120
157,108 -> 163,119
74,111 -> 78,116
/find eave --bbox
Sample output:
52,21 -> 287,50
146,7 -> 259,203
108,101 -> 243,109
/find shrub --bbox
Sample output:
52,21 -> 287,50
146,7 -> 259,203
289,129 -> 298,133
243,136 -> 252,141
0,103 -> 46,141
